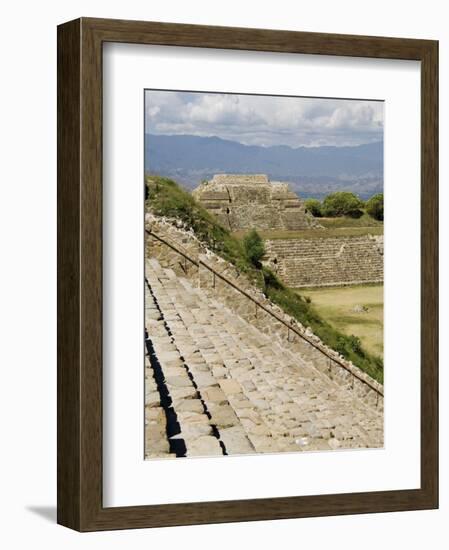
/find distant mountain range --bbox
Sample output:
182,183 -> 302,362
144,134 -> 383,199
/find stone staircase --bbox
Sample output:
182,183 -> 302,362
145,257 -> 383,459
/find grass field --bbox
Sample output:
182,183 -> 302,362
298,284 -> 384,358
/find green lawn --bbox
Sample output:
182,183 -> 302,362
297,284 -> 384,358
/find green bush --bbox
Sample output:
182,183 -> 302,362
322,191 -> 364,218
305,198 -> 322,217
243,229 -> 265,268
335,336 -> 348,356
262,266 -> 285,291
366,193 -> 384,221
347,334 -> 363,355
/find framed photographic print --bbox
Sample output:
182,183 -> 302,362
57,17 -> 438,531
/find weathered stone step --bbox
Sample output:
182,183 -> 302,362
145,259 -> 383,457
145,286 -> 228,459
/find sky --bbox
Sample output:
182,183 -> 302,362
145,90 -> 384,148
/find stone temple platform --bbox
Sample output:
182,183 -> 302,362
192,174 -> 319,232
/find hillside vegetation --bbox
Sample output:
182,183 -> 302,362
305,191 -> 384,221
146,175 -> 383,383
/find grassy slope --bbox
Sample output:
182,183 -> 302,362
146,175 -> 252,274
146,175 -> 383,383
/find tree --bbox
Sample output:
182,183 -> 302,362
243,229 -> 265,268
366,193 -> 384,221
305,198 -> 322,217
322,191 -> 364,218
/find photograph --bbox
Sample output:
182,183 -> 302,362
144,90 -> 385,459
53,12 -> 438,535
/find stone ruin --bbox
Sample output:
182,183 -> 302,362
191,173 -> 383,288
144,215 -> 383,458
192,174 -> 319,231
264,235 -> 384,288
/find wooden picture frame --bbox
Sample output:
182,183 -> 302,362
57,17 -> 438,531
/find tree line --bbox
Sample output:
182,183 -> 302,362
305,192 -> 383,221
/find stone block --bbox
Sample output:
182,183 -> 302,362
169,387 -> 198,401
209,406 -> 240,429
165,375 -> 192,388
201,386 -> 228,405
219,379 -> 242,395
219,426 -> 255,455
193,373 -> 219,388
173,399 -> 204,413
186,436 -> 223,457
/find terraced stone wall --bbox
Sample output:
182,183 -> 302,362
265,235 -> 383,288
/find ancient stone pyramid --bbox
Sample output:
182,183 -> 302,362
192,174 -> 319,231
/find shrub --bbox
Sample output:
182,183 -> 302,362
347,334 -> 363,355
366,193 -> 384,221
305,198 -> 322,217
322,191 -> 364,218
335,336 -> 348,355
243,229 -> 265,268
262,266 -> 285,291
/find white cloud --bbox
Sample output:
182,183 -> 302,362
145,90 -> 383,147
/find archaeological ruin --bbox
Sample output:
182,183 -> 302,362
144,170 -> 385,458
264,235 -> 384,288
192,174 -> 320,231
145,215 -> 383,458
193,173 -> 383,287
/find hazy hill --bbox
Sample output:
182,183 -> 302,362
144,134 -> 383,199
